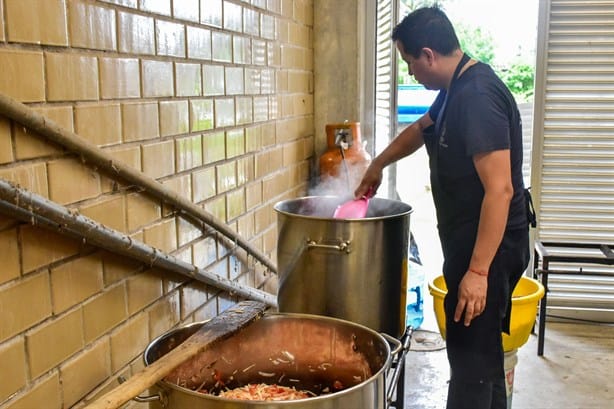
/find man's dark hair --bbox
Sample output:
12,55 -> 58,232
392,6 -> 460,58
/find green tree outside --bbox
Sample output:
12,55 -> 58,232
397,0 -> 535,102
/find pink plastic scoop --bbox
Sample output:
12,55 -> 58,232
333,188 -> 373,219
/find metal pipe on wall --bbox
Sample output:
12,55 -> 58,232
0,92 -> 277,274
0,179 -> 277,307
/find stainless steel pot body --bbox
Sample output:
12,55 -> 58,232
274,196 -> 412,337
143,313 -> 392,409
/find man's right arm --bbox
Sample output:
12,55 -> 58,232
354,113 -> 434,197
377,113 -> 433,167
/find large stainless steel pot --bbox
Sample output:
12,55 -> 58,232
142,313 -> 399,408
274,196 -> 412,337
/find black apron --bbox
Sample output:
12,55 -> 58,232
427,54 -> 529,383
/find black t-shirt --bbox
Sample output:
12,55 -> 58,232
425,62 -> 527,234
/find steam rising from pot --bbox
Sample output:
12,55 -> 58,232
306,160 -> 368,217
309,161 -> 367,200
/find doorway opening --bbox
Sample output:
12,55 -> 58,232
390,0 -> 540,331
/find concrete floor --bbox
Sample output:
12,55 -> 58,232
403,322 -> 614,409
395,148 -> 614,409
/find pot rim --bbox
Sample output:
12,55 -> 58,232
273,195 -> 413,221
144,312 -> 393,404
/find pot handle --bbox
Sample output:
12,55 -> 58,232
381,333 -> 403,356
306,238 -> 352,253
117,376 -> 168,407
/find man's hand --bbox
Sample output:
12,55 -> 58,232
454,271 -> 488,326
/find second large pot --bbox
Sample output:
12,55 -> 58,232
274,196 -> 412,338
143,313 -> 394,409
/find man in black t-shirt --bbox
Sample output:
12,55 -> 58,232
355,7 -> 530,409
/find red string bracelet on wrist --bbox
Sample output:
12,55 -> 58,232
468,268 -> 488,277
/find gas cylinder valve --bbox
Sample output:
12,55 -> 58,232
334,127 -> 352,149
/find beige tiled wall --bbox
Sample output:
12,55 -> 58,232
0,0 -> 313,406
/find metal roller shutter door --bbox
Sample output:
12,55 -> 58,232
373,0 -> 399,198
531,0 -> 614,322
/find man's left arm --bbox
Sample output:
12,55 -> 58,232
454,149 -> 513,326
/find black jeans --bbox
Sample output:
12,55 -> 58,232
447,378 -> 507,409
441,226 -> 529,409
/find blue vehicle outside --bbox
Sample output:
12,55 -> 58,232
397,84 -> 439,123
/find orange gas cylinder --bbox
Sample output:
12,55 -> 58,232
319,122 -> 371,186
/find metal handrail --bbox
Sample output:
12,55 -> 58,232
0,92 -> 277,274
0,179 -> 277,307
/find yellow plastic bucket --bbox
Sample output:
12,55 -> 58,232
428,275 -> 545,352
